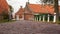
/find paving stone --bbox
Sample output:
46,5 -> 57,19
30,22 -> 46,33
0,20 -> 60,34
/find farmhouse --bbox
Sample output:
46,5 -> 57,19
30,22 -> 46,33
0,0 -> 10,20
15,2 -> 60,22
15,6 -> 24,20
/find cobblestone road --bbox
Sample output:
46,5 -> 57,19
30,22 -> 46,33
0,20 -> 60,34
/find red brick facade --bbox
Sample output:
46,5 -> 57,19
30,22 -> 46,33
15,2 -> 60,20
0,0 -> 9,20
15,6 -> 24,20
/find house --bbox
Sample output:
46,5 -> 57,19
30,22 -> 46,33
0,0 -> 10,20
15,6 -> 24,20
15,2 -> 60,22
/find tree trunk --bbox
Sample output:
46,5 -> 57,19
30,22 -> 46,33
54,0 -> 59,22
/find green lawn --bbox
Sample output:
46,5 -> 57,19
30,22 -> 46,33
0,19 -> 15,23
56,20 -> 60,24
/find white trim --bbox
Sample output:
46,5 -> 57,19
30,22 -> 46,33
43,15 -> 45,22
34,13 -> 39,15
16,15 -> 20,20
39,16 -> 41,21
47,14 -> 50,22
53,13 -> 56,23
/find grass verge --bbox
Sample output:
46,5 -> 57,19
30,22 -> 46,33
0,19 -> 15,23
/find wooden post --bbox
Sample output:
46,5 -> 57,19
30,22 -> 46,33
39,16 -> 41,21
37,16 -> 38,21
47,14 -> 50,22
43,15 -> 45,22
53,13 -> 56,23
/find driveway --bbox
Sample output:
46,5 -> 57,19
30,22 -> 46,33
0,20 -> 60,34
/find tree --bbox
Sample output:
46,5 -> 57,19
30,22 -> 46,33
40,0 -> 54,4
40,0 -> 59,22
9,5 -> 13,20
54,0 -> 59,22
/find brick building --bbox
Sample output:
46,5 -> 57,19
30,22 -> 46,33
0,0 -> 10,20
15,2 -> 60,22
15,6 -> 24,20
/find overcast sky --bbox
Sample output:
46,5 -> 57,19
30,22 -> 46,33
6,0 -> 40,14
6,0 -> 60,14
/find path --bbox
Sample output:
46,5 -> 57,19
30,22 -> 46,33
0,20 -> 60,34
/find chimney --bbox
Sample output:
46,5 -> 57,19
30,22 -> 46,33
20,6 -> 22,8
26,0 -> 30,5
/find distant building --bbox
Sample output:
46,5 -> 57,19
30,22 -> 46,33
0,0 -> 10,20
15,6 -> 24,20
15,2 -> 60,22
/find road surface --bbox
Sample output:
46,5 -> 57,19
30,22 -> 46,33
0,20 -> 60,34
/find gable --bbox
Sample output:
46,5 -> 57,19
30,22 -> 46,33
24,4 -> 33,13
15,7 -> 24,15
0,0 -> 9,14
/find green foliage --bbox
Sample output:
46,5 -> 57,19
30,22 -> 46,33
0,19 -> 16,23
9,5 -> 13,13
40,0 -> 54,4
9,5 -> 14,20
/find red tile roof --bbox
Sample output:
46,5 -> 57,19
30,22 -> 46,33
15,6 -> 24,15
28,4 -> 60,14
0,0 -> 9,14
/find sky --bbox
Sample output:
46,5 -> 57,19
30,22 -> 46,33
6,0 -> 60,14
6,0 -> 40,14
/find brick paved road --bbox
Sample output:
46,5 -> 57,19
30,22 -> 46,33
0,20 -> 60,34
